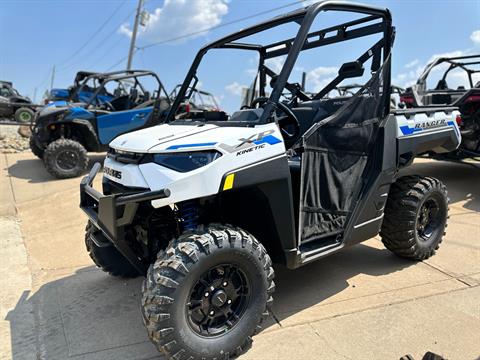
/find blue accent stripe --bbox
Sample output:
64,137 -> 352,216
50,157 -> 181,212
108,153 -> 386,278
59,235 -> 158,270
399,125 -> 422,136
166,142 -> 217,150
253,134 -> 282,145
400,120 -> 459,137
447,120 -> 460,138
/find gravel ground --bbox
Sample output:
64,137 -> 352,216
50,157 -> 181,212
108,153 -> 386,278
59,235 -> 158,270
0,124 -> 30,153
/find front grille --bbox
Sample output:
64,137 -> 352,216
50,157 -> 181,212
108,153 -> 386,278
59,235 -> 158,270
102,177 -> 147,196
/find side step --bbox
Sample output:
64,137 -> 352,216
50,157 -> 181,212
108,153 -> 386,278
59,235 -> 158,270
299,241 -> 343,266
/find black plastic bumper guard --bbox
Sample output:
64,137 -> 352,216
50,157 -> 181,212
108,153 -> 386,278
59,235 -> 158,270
79,162 -> 170,274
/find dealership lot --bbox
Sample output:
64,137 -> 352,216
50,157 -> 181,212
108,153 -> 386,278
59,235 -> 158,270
1,153 -> 479,360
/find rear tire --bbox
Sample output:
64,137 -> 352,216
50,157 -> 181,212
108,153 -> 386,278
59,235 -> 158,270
14,107 -> 34,123
85,221 -> 140,278
142,225 -> 275,360
380,175 -> 448,260
29,136 -> 44,159
43,138 -> 88,178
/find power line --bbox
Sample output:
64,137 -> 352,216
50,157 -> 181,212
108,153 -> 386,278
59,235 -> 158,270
138,0 -> 309,50
105,53 -> 131,72
34,69 -> 52,89
33,1 -> 129,95
58,0 -> 127,70
67,6 -> 137,71
85,36 -> 125,70
104,0 -> 310,71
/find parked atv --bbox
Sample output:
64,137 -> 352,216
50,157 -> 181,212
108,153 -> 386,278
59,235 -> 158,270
30,70 -> 170,178
80,2 -> 460,359
0,80 -> 35,123
400,54 -> 480,159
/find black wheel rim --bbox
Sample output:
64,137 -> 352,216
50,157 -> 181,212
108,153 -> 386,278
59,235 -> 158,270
186,264 -> 250,337
56,150 -> 78,170
417,197 -> 441,241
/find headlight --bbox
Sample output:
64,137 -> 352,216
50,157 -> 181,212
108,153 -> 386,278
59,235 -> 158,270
153,151 -> 222,172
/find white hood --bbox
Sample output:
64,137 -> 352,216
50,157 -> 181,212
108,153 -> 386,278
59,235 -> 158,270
109,123 -> 218,153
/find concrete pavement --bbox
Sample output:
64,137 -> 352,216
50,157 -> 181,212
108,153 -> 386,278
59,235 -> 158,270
1,152 -> 479,360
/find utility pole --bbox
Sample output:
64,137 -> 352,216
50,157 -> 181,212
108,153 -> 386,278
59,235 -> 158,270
127,0 -> 144,70
301,71 -> 307,91
50,65 -> 56,91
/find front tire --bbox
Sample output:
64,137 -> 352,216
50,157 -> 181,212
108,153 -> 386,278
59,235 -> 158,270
380,175 -> 448,260
43,138 -> 88,178
29,136 -> 44,159
142,225 -> 275,360
85,221 -> 140,278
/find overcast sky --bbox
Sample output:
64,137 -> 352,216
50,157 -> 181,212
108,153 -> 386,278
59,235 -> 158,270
1,0 -> 479,112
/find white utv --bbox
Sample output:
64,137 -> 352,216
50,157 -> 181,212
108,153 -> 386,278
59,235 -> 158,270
80,2 -> 460,359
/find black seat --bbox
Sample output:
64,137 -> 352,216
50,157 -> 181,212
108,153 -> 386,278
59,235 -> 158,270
113,87 -> 123,97
435,79 -> 449,90
108,95 -> 130,111
289,96 -> 352,145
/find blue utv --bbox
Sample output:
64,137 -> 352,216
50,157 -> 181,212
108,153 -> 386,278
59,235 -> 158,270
30,70 -> 170,178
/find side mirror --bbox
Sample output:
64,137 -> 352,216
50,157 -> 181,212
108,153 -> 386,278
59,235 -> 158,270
338,61 -> 364,79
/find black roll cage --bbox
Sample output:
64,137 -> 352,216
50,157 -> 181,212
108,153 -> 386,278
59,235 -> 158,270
73,70 -> 170,108
417,54 -> 480,90
169,84 -> 219,108
164,0 -> 393,124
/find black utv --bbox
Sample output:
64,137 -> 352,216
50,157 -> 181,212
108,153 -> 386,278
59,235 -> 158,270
0,80 -> 35,123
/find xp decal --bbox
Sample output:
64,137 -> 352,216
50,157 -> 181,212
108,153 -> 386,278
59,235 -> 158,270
218,129 -> 283,155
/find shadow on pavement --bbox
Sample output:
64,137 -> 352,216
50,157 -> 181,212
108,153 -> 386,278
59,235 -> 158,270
270,244 -> 412,324
402,159 -> 480,212
5,244 -> 412,360
7,153 -> 105,184
6,267 -> 163,360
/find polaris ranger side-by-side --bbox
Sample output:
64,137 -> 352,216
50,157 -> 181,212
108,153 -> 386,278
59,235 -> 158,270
80,2 -> 460,359
30,70 -> 170,178
400,54 -> 480,159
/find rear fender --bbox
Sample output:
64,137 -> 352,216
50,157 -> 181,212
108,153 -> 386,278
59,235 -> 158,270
395,109 -> 461,165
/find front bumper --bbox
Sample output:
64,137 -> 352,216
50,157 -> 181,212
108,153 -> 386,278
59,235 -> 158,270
80,162 -> 170,274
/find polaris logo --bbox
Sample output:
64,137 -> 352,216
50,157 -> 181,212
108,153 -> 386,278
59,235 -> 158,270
104,166 -> 122,179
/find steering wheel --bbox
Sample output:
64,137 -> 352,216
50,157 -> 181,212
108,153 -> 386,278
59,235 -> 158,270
249,97 -> 300,140
98,100 -> 115,111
